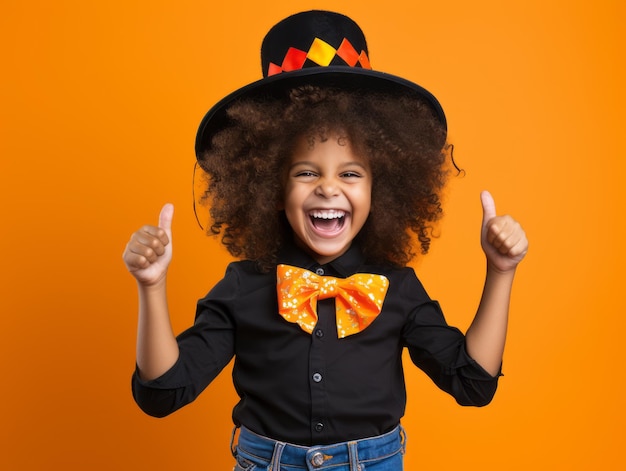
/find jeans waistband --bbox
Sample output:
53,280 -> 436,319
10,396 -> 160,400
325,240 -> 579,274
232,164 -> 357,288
232,425 -> 406,469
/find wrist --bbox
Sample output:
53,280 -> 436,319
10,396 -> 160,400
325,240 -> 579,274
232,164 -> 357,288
485,253 -> 520,275
485,261 -> 517,280
137,275 -> 168,293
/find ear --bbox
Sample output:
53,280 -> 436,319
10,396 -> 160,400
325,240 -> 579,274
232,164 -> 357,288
276,198 -> 285,211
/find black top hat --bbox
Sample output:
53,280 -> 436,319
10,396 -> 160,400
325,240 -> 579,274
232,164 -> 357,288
195,10 -> 446,157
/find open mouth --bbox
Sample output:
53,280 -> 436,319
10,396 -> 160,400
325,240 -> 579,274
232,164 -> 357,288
309,209 -> 346,233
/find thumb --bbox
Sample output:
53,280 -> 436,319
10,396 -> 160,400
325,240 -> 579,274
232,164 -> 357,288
480,190 -> 497,225
158,203 -> 174,236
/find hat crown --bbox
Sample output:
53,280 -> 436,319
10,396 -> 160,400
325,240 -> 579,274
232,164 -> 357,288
261,10 -> 370,78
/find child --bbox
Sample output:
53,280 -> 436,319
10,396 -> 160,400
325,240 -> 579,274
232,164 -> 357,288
123,10 -> 528,470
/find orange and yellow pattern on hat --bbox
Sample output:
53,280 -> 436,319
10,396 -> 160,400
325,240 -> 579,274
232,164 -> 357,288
268,37 -> 371,76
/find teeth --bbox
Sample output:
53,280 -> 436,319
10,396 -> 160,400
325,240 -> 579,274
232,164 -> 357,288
310,210 -> 345,219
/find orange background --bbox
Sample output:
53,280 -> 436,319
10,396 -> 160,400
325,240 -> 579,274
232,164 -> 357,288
1,0 -> 624,469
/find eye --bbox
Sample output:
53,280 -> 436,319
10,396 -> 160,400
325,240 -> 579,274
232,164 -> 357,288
294,170 -> 318,178
340,171 -> 362,178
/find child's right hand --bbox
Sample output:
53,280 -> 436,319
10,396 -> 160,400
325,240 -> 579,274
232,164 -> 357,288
123,204 -> 174,286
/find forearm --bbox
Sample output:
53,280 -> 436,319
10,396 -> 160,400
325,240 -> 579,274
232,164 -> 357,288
465,265 -> 516,376
135,278 -> 179,381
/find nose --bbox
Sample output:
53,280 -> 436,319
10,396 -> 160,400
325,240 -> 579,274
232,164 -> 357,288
314,177 -> 340,198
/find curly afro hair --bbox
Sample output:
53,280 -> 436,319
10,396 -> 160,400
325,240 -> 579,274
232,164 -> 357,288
197,85 -> 450,271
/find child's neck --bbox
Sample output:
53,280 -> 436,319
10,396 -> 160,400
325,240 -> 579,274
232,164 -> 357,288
293,237 -> 353,266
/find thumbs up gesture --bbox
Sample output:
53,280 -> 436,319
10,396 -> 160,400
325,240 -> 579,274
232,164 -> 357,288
480,191 -> 528,273
123,204 -> 174,286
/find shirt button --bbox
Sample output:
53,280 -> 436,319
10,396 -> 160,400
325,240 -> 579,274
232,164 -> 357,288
315,267 -> 325,275
314,422 -> 324,432
315,329 -> 324,338
312,372 -> 322,383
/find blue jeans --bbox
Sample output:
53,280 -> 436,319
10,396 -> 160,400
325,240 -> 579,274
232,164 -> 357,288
231,425 -> 406,470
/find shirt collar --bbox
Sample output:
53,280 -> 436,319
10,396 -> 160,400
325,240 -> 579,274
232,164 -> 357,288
277,240 -> 366,277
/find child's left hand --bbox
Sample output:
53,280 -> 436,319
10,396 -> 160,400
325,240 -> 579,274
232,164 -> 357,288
480,191 -> 528,273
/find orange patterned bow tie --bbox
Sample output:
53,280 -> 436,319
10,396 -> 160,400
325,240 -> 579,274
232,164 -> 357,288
276,264 -> 389,338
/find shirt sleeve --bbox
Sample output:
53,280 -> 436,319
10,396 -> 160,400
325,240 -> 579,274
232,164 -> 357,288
400,272 -> 501,407
131,264 -> 239,417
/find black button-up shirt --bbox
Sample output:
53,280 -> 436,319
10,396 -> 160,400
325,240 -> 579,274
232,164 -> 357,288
132,243 -> 500,446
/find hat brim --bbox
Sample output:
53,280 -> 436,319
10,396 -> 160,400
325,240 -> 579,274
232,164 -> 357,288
195,67 -> 446,157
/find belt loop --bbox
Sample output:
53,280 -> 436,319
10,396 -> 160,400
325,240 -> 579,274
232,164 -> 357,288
399,424 -> 407,455
347,441 -> 360,471
230,426 -> 241,458
269,441 -> 286,471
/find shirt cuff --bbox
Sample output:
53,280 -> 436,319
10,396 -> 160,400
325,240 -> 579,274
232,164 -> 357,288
132,356 -> 190,389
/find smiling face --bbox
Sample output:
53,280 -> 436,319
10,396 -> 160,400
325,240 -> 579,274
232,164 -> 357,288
282,132 -> 372,264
